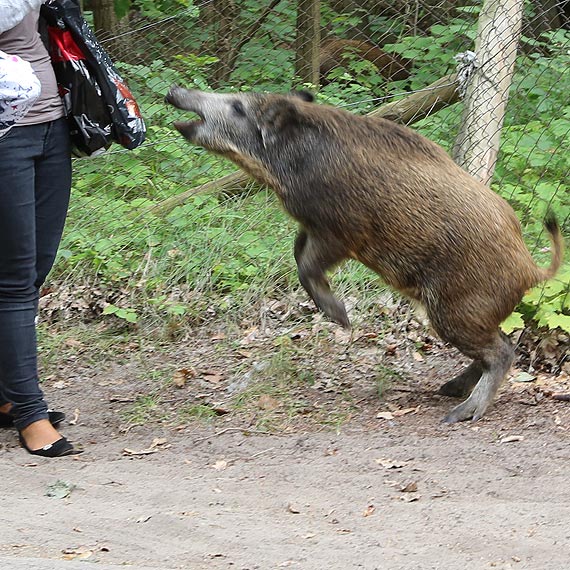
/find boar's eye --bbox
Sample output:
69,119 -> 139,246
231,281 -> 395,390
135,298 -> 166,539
231,101 -> 246,116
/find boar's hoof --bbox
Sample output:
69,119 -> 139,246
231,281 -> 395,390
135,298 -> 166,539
322,299 -> 351,330
333,313 -> 351,330
443,398 -> 488,424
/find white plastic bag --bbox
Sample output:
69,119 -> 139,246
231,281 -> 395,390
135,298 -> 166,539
0,50 -> 41,137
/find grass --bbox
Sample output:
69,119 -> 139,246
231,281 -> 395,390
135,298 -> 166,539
37,320 -> 134,372
374,364 -> 400,399
178,404 -> 220,421
123,394 -> 165,426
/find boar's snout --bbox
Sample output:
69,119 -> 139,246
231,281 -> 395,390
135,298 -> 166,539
165,84 -> 199,111
164,84 -> 180,105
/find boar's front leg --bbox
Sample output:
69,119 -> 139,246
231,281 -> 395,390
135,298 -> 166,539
294,230 -> 350,329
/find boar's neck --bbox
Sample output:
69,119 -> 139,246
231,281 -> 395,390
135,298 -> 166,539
225,138 -> 324,204
224,151 -> 282,192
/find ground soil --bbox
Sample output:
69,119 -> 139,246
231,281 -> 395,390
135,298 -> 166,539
0,305 -> 569,570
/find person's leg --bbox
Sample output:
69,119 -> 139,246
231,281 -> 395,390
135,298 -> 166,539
22,118 -> 72,454
34,117 -> 72,289
0,123 -> 48,430
0,119 -> 72,450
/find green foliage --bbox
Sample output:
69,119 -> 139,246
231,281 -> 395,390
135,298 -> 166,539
491,32 -> 570,332
121,0 -> 196,19
57,3 -> 569,334
102,304 -> 139,323
504,271 -> 570,335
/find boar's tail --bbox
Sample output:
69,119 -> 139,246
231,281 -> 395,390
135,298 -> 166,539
538,211 -> 564,281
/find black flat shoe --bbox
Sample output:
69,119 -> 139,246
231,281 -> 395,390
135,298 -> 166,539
19,434 -> 80,457
0,409 -> 66,428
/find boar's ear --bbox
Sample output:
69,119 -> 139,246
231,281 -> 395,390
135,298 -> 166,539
291,90 -> 314,102
259,100 -> 303,147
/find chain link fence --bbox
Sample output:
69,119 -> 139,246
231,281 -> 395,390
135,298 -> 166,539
47,0 -> 570,332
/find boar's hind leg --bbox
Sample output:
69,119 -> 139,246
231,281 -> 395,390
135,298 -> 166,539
443,331 -> 514,423
294,230 -> 350,329
438,361 -> 482,398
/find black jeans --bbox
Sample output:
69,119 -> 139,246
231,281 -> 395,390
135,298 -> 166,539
0,118 -> 71,430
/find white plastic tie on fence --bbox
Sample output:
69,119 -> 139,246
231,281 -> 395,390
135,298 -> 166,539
454,50 -> 478,97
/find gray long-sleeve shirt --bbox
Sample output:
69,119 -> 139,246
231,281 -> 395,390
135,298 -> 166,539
0,1 -> 64,125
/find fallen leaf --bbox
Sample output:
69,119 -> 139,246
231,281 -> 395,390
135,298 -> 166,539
511,371 -> 536,383
64,338 -> 83,348
400,481 -> 418,493
400,494 -> 420,503
123,448 -> 158,456
355,332 -> 378,341
362,504 -> 376,517
213,459 -> 228,471
258,394 -> 280,411
123,437 -> 169,456
203,372 -> 224,384
173,367 -> 196,388
375,458 -> 408,469
334,328 -> 352,344
46,480 -> 76,499
377,411 -> 394,420
210,333 -> 226,341
241,327 -> 259,345
109,395 -> 135,403
68,408 -> 80,426
393,407 -> 419,417
61,547 -> 93,561
287,504 -> 301,514
499,435 -> 524,444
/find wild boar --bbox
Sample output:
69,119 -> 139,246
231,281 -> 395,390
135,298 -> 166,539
319,38 -> 412,84
166,86 -> 564,423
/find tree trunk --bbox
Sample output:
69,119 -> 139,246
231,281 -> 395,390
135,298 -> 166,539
211,0 -> 285,88
526,0 -> 563,37
295,0 -> 321,86
368,73 -> 460,124
453,0 -> 524,186
91,0 -> 118,36
90,0 -> 129,59
210,0 -> 239,88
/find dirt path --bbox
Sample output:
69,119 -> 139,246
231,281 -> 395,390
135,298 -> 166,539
1,405 -> 569,569
0,317 -> 569,570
